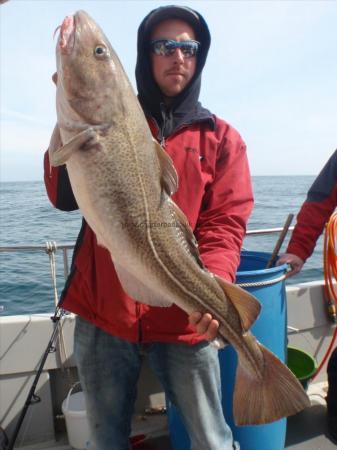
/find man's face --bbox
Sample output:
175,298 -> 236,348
150,19 -> 197,98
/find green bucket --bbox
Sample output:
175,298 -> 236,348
287,346 -> 317,389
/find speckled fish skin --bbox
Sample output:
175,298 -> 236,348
50,10 -> 310,425
52,10 -> 234,317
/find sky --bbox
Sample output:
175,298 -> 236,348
0,0 -> 336,181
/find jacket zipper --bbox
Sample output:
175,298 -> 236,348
159,103 -> 167,148
151,115 -> 207,149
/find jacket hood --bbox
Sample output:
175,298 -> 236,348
135,5 -> 214,137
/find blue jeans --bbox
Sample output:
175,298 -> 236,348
74,316 -> 239,450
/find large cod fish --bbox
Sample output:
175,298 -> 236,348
49,10 -> 310,425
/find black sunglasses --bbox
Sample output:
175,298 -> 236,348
150,39 -> 200,58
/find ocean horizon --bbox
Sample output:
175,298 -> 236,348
0,175 -> 324,316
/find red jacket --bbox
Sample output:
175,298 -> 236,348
287,149 -> 337,261
44,116 -> 253,344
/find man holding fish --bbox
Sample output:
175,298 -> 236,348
45,5 -> 308,450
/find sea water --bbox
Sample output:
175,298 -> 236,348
0,176 -> 322,316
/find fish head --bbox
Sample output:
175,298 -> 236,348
55,10 -> 125,126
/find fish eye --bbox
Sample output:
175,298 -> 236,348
94,45 -> 108,58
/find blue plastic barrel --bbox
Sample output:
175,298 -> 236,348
167,251 -> 288,450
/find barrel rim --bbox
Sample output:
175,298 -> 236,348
237,250 -> 287,277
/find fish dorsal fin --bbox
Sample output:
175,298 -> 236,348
214,275 -> 261,331
153,139 -> 178,197
169,199 -> 205,269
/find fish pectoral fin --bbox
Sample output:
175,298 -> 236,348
48,124 -> 63,168
214,275 -> 261,331
153,139 -> 178,198
114,263 -> 173,307
49,127 -> 98,166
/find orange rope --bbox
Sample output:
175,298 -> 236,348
311,211 -> 337,380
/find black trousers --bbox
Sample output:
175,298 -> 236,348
327,347 -> 337,416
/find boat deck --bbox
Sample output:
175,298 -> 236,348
16,383 -> 336,450
285,382 -> 336,450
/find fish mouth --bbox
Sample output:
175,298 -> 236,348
55,10 -> 95,55
55,14 -> 75,54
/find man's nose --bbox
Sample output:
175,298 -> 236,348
173,48 -> 185,63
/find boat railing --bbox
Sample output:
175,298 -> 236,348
0,242 -> 74,279
245,226 -> 294,236
0,226 -> 295,280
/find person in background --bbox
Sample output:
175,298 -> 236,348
45,5 -> 253,450
278,149 -> 337,444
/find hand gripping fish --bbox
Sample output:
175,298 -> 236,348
49,10 -> 310,425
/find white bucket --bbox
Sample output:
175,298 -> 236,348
61,383 -> 90,450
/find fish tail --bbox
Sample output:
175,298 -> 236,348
233,341 -> 310,425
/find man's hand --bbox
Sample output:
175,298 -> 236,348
277,253 -> 304,278
189,312 -> 219,341
52,72 -> 58,85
